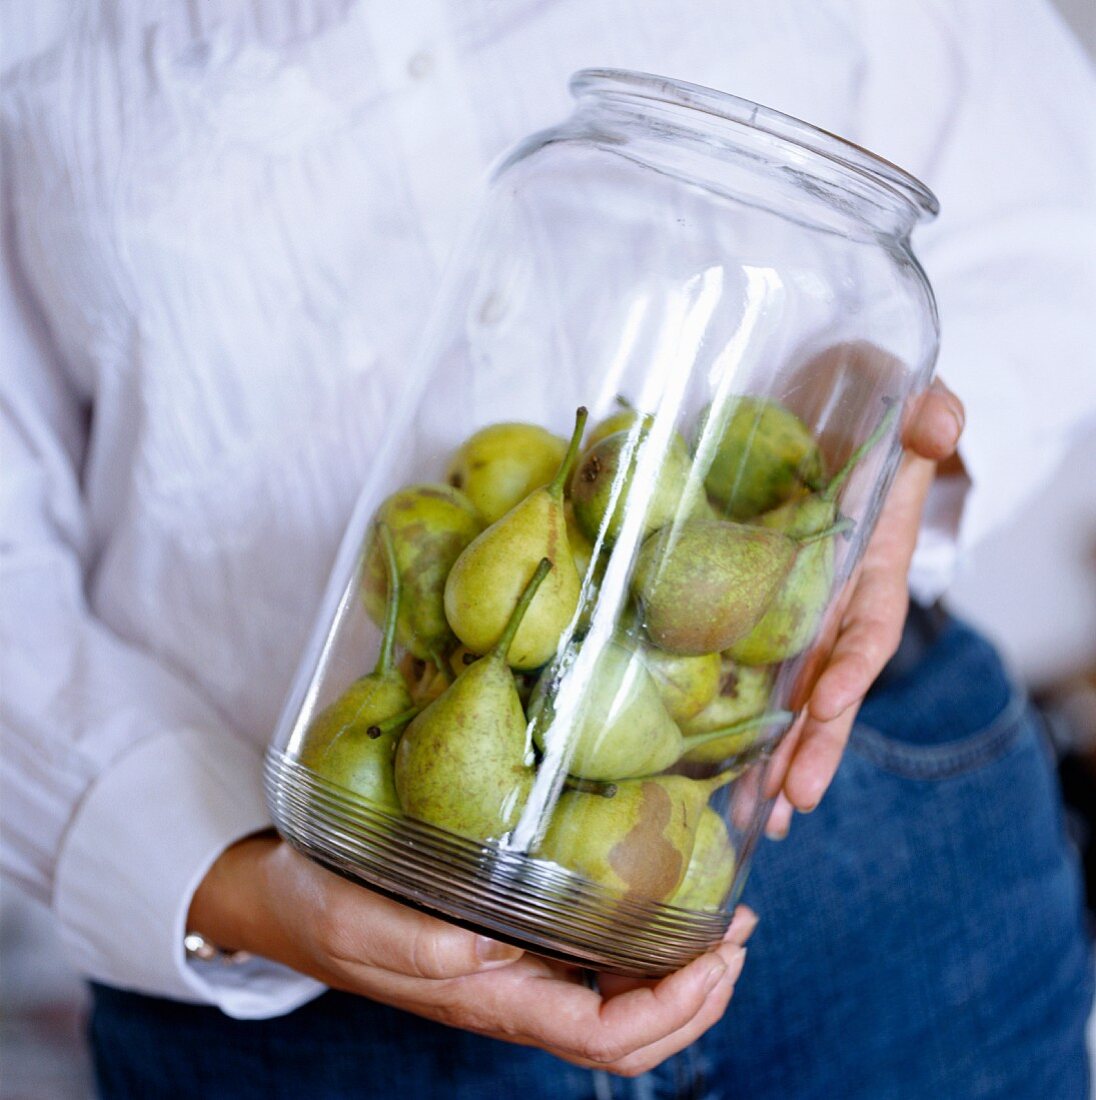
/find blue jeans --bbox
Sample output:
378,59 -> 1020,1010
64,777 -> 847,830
90,617 -> 1093,1099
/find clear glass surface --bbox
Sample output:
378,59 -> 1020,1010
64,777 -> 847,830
266,69 -> 940,975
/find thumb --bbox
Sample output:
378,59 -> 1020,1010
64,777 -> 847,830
329,887 -> 525,979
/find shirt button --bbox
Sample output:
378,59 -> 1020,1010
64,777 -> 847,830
407,51 -> 435,80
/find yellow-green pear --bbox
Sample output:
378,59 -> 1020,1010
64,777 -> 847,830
679,660 -> 774,766
446,423 -> 567,523
537,771 -> 734,903
564,500 -> 595,582
631,520 -> 797,655
395,561 -> 550,842
586,397 -> 655,449
444,409 -> 587,670
667,808 -> 737,911
399,652 -> 453,707
530,642 -> 682,780
300,526 -> 417,812
641,647 -> 722,724
570,428 -> 705,546
698,396 -> 826,520
729,404 -> 897,665
362,484 -> 482,659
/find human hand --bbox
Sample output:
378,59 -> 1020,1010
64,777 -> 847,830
189,834 -> 757,1076
764,377 -> 966,838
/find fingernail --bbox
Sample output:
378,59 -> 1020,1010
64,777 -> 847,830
766,819 -> 790,841
475,936 -> 523,966
703,958 -> 728,995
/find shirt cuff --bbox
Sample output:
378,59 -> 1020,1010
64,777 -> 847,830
52,727 -> 325,1019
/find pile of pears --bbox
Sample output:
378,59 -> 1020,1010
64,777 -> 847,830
299,395 -> 893,913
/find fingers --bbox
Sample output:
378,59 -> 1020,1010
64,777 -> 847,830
573,910 -> 756,1075
808,454 -> 933,723
807,563 -> 908,723
589,945 -> 745,1076
764,792 -> 795,839
315,875 -> 524,979
778,451 -> 936,813
903,377 -> 964,462
575,940 -> 746,1069
782,707 -> 858,812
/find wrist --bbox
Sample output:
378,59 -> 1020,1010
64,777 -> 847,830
187,830 -> 281,955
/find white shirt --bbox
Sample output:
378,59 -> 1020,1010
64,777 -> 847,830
2,0 -> 1094,1020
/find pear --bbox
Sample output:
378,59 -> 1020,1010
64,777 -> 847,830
586,397 -> 655,449
444,409 -> 587,670
300,526 -> 417,812
631,519 -> 797,655
447,644 -> 482,678
533,644 -> 788,780
679,661 -> 774,766
570,428 -> 705,546
667,808 -> 737,911
362,484 -> 482,660
530,642 -> 682,781
399,652 -> 453,707
640,647 -> 722,724
537,771 -> 734,902
564,500 -> 595,583
446,423 -> 567,524
395,560 -> 550,842
729,404 -> 897,665
698,396 -> 826,520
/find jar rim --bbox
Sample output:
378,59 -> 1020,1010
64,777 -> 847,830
570,69 -> 940,221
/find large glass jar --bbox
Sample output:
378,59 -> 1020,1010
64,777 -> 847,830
266,69 -> 939,976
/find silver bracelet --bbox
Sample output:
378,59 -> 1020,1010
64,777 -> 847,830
184,931 -> 252,965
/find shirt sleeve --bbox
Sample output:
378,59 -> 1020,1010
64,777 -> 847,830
0,164 -> 324,1019
889,0 -> 1096,600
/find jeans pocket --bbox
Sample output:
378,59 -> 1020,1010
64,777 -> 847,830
849,687 -> 1035,781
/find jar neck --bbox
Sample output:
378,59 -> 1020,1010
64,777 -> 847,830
563,71 -> 936,243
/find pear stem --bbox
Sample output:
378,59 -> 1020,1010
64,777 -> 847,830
681,710 -> 794,752
701,767 -> 746,796
428,646 -> 456,685
564,777 -> 618,798
548,407 -> 589,499
375,524 -> 402,678
796,517 -> 855,546
822,402 -> 899,503
614,394 -> 637,412
365,705 -> 422,739
492,558 -> 553,663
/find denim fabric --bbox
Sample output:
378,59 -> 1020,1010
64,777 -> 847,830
90,619 -> 1093,1099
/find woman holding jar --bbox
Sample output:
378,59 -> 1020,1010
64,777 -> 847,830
2,1 -> 1093,1096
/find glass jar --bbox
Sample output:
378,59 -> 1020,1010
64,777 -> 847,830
266,69 -> 939,976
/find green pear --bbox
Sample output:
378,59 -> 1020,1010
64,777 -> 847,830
570,428 -> 705,545
667,807 -> 737,911
631,520 -> 797,655
586,397 -> 655,450
564,500 -> 595,583
362,484 -> 482,660
530,642 -> 683,780
698,396 -> 826,520
729,404 -> 897,665
395,560 -> 550,842
679,661 -> 774,766
537,771 -> 733,902
399,652 -> 453,707
300,526 -> 417,812
446,423 -> 567,524
444,409 -> 587,670
640,647 -> 722,724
